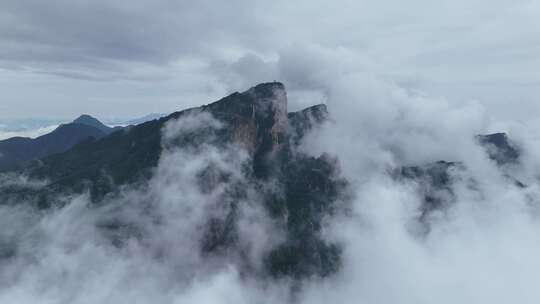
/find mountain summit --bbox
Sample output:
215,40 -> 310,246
73,114 -> 114,134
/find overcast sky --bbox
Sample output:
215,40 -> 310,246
1,0 -> 539,120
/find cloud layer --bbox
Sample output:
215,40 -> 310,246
1,0 -> 539,120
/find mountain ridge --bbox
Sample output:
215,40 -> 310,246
0,120 -> 110,172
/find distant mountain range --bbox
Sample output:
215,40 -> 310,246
0,114 -> 165,137
0,82 -> 521,280
0,113 -> 166,171
0,116 -> 110,172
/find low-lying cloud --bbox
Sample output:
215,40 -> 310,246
0,125 -> 60,140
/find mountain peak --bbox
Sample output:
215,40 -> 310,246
248,82 -> 288,155
252,81 -> 285,94
477,132 -> 509,145
73,114 -> 112,134
297,104 -> 328,120
249,82 -> 286,105
476,132 -> 519,165
73,114 -> 101,124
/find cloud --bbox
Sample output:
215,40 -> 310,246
0,124 -> 59,140
1,0 -> 540,120
278,56 -> 540,303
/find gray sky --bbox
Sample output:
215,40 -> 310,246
1,0 -> 539,120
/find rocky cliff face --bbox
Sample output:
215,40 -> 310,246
289,104 -> 328,146
205,82 -> 289,178
196,83 -> 345,278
